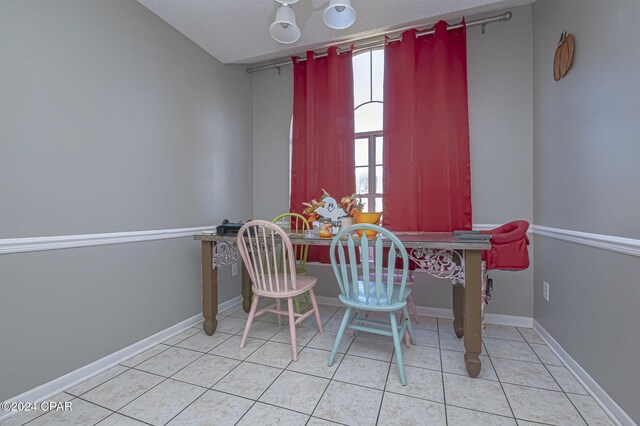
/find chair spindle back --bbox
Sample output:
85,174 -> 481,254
330,224 -> 409,306
237,220 -> 298,294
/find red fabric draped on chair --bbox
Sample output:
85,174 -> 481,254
290,47 -> 355,262
383,22 -> 472,232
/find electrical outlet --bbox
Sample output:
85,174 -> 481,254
543,281 -> 550,301
232,263 -> 238,277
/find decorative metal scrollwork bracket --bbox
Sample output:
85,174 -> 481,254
212,241 -> 241,268
408,248 -> 465,284
212,240 -> 276,269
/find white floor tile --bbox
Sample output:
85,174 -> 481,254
120,344 -> 170,368
347,336 -> 394,362
270,325 -> 319,346
378,393 -> 446,426
135,346 -> 202,377
412,328 -> 440,348
546,365 -> 588,395
175,330 -> 233,353
163,328 -> 201,346
413,315 -> 439,331
241,321 -> 286,340
447,406 -> 516,426
484,338 -> 539,363
444,373 -> 512,417
171,354 -> 240,388
28,398 -> 111,426
213,362 -> 282,399
216,317 -> 248,334
82,369 -> 163,411
503,383 -> 585,425
246,341 -> 301,368
167,390 -> 252,426
313,381 -> 382,426
394,344 -> 441,371
0,393 -> 74,426
438,332 -> 466,352
119,379 -> 205,425
307,331 -> 354,354
567,394 -> 616,426
492,358 -> 561,391
236,402 -> 309,426
97,413 -> 148,425
441,349 -> 497,381
208,335 -> 265,360
67,365 -> 129,396
484,324 -> 526,342
259,371 -> 329,414
287,347 -> 343,379
517,327 -> 545,344
530,343 -> 563,366
385,365 -> 444,403
333,355 -> 389,389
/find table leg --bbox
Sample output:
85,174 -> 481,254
202,241 -> 218,336
242,261 -> 253,313
453,283 -> 465,338
463,249 -> 483,377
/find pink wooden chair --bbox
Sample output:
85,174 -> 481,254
237,220 -> 324,360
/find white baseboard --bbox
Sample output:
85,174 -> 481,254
0,313 -> 203,422
218,295 -> 243,314
533,320 -> 635,426
315,296 -> 533,327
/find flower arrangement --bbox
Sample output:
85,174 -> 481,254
301,189 -> 330,224
339,193 -> 365,218
301,189 -> 364,224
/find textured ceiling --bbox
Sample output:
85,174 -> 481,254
137,0 -> 534,64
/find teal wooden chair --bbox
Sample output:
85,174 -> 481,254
327,223 -> 416,385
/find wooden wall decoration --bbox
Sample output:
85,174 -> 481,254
554,31 -> 575,81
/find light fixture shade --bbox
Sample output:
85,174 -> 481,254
269,4 -> 301,44
323,0 -> 356,30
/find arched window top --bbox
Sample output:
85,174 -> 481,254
353,49 -> 384,108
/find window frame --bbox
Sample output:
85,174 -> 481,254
355,130 -> 383,212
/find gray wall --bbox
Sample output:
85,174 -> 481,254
0,0 -> 252,401
252,5 -> 534,317
532,0 -> 640,422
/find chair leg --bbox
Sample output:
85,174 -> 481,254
390,312 -> 407,386
328,307 -> 352,367
304,292 -> 312,310
276,298 -> 282,326
287,297 -> 298,361
240,295 -> 260,349
294,295 -> 302,316
308,289 -> 324,333
407,295 -> 419,324
403,306 -> 416,346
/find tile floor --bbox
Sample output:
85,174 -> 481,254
2,303 -> 616,426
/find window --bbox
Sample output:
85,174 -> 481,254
353,49 -> 384,213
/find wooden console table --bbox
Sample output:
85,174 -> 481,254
194,231 -> 490,377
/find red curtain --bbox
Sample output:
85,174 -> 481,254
383,22 -> 472,232
290,47 -> 355,262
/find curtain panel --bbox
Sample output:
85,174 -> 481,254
382,22 -> 472,232
290,47 -> 355,262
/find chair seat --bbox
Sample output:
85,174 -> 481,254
339,279 -> 410,311
252,274 -> 317,298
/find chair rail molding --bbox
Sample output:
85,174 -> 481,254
0,226 -> 216,255
532,225 -> 640,258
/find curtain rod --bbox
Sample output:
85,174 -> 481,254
246,11 -> 511,73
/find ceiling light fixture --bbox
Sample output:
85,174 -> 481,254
270,0 -> 356,44
269,3 -> 301,44
323,0 -> 356,30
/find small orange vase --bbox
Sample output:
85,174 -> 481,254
352,212 -> 382,236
